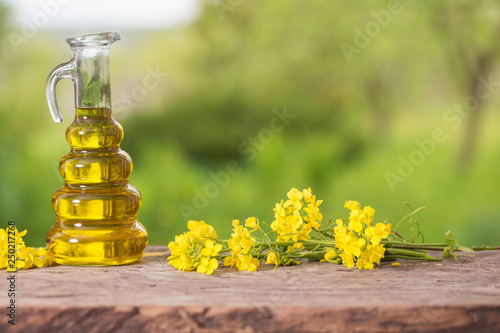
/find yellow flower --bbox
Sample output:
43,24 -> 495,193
1,228 -> 53,270
335,219 -> 346,229
168,221 -> 222,275
0,229 -> 6,246
188,220 -> 218,240
272,204 -> 304,242
303,193 -> 323,230
265,251 -> 278,266
224,218 -> 261,272
344,200 -> 360,211
350,243 -> 387,270
323,249 -> 338,263
167,234 -> 194,271
34,248 -> 53,268
334,203 -> 388,270
340,252 -> 355,268
356,252 -> 374,270
303,187 -> 313,203
343,233 -> 365,257
237,255 -> 260,271
201,240 -> 223,257
334,220 -> 348,244
24,247 -> 36,269
228,220 -> 255,254
273,201 -> 287,221
245,217 -> 260,230
364,223 -> 392,245
0,256 -> 7,269
273,188 -> 324,243
272,188 -> 323,243
223,255 -> 236,267
197,257 -> 219,275
224,253 -> 259,272
35,247 -> 46,258
367,243 -> 386,265
287,187 -> 304,203
348,217 -> 363,233
363,206 -> 375,225
15,245 -> 36,269
346,209 -> 363,233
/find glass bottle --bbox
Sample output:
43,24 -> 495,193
45,32 -> 148,266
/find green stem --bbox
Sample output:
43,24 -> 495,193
472,245 -> 500,251
384,255 -> 442,262
392,230 -> 407,242
294,251 -> 325,259
394,248 -> 428,254
386,248 -> 428,257
382,241 -> 448,248
391,245 -> 444,251
394,206 -> 426,231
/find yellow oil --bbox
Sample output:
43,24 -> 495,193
46,107 -> 148,265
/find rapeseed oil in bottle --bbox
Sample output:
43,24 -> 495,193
45,32 -> 148,265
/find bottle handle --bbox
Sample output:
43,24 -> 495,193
46,60 -> 75,123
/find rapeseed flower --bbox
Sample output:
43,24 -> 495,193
224,219 -> 260,271
271,187 -> 323,245
168,220 -> 222,275
244,217 -> 260,230
224,253 -> 259,271
364,223 -> 392,245
265,251 -> 278,266
0,227 -> 53,270
323,248 -> 338,263
34,248 -> 53,267
334,202 -> 391,270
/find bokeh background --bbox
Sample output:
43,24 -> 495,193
0,1 -> 499,247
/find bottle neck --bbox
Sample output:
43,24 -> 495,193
73,46 -> 112,110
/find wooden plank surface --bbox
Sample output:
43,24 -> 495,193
2,246 -> 500,332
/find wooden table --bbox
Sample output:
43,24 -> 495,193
2,246 -> 500,332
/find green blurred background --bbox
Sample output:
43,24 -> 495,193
0,1 -> 499,247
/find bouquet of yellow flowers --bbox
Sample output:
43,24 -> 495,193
168,187 -> 477,275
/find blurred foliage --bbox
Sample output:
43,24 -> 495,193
0,0 -> 499,248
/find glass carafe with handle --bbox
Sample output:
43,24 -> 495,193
45,32 -> 148,266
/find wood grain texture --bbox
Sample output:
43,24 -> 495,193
2,246 -> 500,332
